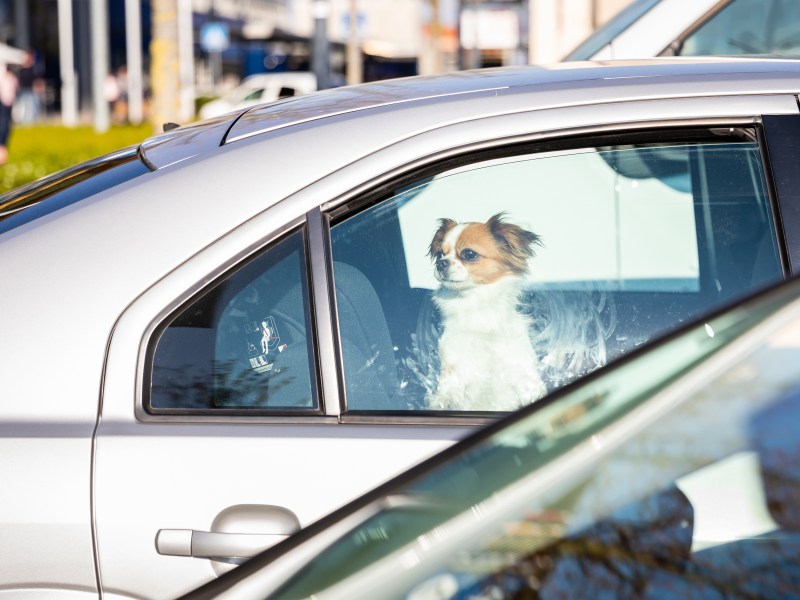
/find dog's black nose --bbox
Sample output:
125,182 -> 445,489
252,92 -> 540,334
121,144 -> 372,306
436,258 -> 449,272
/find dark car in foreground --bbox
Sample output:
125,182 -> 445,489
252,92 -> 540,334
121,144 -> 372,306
185,274 -> 800,599
2,58 -> 800,597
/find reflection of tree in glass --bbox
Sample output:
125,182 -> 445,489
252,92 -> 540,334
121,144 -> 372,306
151,359 -> 299,408
213,359 -> 296,407
151,364 -> 216,409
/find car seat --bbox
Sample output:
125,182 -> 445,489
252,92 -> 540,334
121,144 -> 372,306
333,262 -> 400,411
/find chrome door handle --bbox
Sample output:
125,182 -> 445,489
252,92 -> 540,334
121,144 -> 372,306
156,504 -> 301,567
156,529 -> 289,561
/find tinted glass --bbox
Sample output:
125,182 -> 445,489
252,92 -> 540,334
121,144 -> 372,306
148,230 -> 318,412
0,147 -> 150,236
330,133 -> 782,413
678,0 -> 800,57
270,278 -> 800,599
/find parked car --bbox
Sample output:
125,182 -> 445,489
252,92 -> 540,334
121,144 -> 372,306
197,71 -> 317,119
2,58 -> 800,599
565,0 -> 800,61
183,273 -> 800,599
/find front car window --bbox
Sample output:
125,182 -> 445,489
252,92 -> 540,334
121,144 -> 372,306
677,0 -> 800,57
270,277 -> 800,599
330,131 -> 782,414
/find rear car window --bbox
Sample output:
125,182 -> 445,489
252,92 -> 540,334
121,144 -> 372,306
147,229 -> 319,414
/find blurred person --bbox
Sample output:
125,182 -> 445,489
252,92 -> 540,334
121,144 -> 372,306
113,65 -> 129,123
0,63 -> 19,166
16,49 -> 44,124
105,66 -> 130,123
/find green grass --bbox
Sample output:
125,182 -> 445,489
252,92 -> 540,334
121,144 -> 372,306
0,123 -> 155,194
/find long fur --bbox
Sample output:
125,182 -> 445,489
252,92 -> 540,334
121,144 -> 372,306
426,213 -> 547,411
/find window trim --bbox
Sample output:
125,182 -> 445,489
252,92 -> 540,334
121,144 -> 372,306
762,114 -> 800,277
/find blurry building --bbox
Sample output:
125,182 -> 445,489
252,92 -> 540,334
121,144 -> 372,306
0,0 -> 632,125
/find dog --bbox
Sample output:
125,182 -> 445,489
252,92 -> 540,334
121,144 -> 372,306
426,213 -> 547,411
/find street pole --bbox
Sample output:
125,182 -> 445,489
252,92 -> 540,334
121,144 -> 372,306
151,0 -> 181,131
346,0 -> 362,85
90,0 -> 110,132
57,0 -> 77,126
125,0 -> 144,124
312,0 -> 330,90
178,0 -> 195,122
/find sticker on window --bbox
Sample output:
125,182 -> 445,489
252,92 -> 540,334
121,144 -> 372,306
244,316 -> 287,373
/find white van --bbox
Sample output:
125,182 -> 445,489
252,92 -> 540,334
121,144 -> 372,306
198,71 -> 317,119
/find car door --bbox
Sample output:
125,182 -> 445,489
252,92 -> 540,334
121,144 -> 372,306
94,95 -> 800,599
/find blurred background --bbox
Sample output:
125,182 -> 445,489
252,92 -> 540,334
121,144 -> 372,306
0,0 -> 630,191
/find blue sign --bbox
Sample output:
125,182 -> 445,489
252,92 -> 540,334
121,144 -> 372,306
201,22 -> 230,53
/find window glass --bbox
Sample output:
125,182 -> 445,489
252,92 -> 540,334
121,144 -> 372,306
148,230 -> 317,412
330,134 -> 782,413
678,0 -> 800,57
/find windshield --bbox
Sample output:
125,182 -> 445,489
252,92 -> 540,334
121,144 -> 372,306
563,0 -> 662,61
0,146 -> 150,236
269,279 -> 800,599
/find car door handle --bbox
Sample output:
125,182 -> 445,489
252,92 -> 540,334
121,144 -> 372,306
156,504 -> 301,566
156,529 -> 289,561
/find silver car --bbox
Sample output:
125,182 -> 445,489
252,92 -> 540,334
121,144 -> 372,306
1,57 -> 800,599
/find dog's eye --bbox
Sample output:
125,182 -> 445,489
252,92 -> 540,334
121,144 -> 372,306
434,250 -> 444,260
460,249 -> 479,262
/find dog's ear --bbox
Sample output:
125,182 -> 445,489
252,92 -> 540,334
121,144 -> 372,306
487,213 -> 542,272
428,218 -> 457,258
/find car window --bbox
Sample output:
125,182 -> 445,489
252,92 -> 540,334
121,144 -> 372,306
329,130 -> 782,413
243,88 -> 265,102
677,0 -> 800,57
147,229 -> 318,413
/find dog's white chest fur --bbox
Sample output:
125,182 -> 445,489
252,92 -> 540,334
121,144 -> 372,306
429,278 -> 547,411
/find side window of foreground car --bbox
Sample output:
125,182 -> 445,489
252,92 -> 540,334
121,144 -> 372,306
330,130 -> 783,413
147,229 -> 318,412
675,0 -> 800,57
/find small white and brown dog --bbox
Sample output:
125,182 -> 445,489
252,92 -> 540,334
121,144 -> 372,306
427,213 -> 547,411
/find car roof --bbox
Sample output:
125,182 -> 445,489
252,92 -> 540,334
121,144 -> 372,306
140,58 -> 800,169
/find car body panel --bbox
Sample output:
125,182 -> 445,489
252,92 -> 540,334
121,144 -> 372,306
139,113 -> 239,170
1,59 -> 800,598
